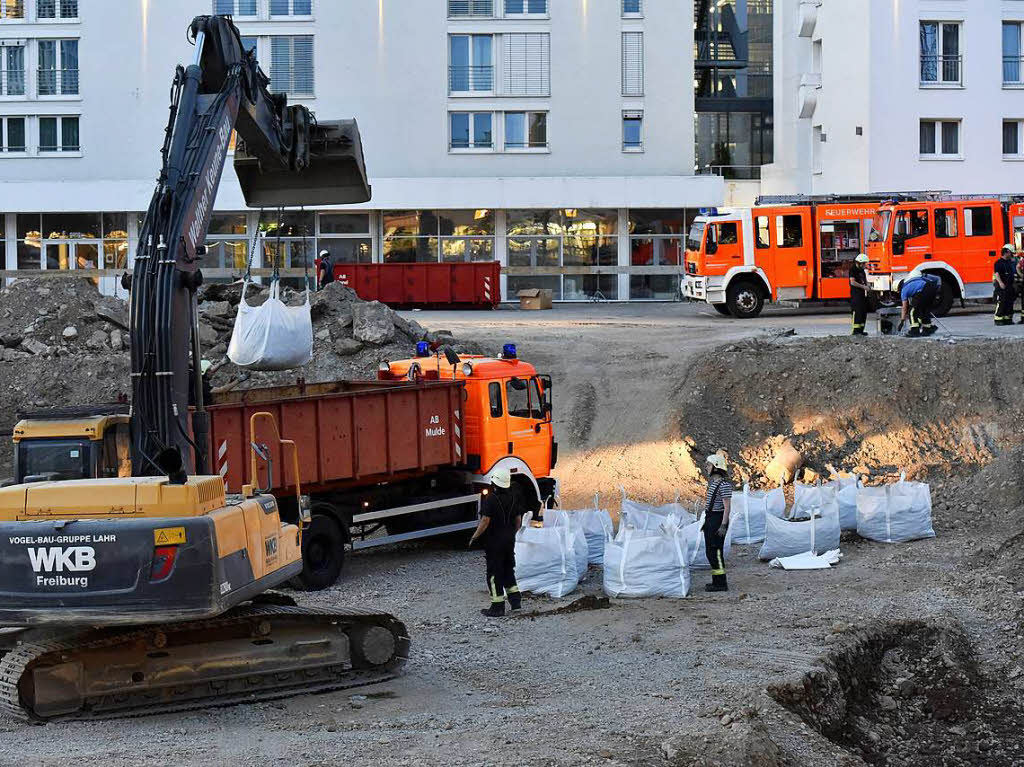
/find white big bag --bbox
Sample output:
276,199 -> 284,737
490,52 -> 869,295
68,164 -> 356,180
620,490 -> 696,531
730,484 -> 785,545
543,509 -> 590,580
835,476 -> 860,531
790,481 -> 838,520
680,512 -> 734,570
603,524 -> 690,598
856,474 -> 935,543
759,500 -> 841,560
227,278 -> 314,370
547,498 -> 614,566
514,513 -> 580,598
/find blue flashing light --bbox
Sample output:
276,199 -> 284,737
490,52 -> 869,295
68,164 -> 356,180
502,343 -> 517,360
699,207 -> 719,217
415,341 -> 430,357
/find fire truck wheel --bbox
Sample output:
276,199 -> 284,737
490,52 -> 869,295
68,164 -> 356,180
726,280 -> 764,319
712,303 -> 732,316
931,277 -> 955,317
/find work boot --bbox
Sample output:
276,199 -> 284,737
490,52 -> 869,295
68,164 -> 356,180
507,591 -> 522,611
704,573 -> 728,592
480,602 -> 506,618
851,330 -> 868,337
922,326 -> 937,336
907,328 -> 922,337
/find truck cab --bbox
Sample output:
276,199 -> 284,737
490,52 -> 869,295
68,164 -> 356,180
865,199 -> 1006,314
9,410 -> 131,486
683,206 -> 816,318
382,346 -> 557,506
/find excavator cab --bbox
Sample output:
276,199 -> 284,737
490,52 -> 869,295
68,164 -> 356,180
234,118 -> 371,207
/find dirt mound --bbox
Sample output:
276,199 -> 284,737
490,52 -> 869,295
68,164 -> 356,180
770,619 -> 1024,765
0,278 -> 482,480
677,336 -> 1024,487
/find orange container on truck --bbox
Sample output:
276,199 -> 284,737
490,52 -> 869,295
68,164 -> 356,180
865,197 -> 1024,311
683,197 -> 887,318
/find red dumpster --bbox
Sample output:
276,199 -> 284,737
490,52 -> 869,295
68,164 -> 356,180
320,261 -> 500,309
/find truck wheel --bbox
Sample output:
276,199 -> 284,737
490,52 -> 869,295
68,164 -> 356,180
294,512 -> 345,591
726,281 -> 764,319
931,277 -> 955,318
712,303 -> 732,316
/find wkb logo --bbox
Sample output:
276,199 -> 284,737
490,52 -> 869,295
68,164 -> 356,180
27,546 -> 97,573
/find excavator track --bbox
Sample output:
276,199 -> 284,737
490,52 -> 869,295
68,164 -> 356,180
0,604 -> 409,722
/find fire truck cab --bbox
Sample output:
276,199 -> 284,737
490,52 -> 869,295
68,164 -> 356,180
866,197 -> 1024,314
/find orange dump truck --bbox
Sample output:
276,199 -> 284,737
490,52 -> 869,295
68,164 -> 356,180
865,197 -> 1024,311
683,196 -> 891,318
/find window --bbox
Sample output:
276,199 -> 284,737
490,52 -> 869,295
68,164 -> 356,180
935,208 -> 958,238
260,210 -> 315,288
38,115 -> 78,152
622,111 -> 643,151
1004,120 -> 1023,157
37,0 -> 77,19
505,0 -> 546,15
715,222 -> 737,244
0,0 -> 23,20
894,210 -> 928,239
1,44 -> 24,95
920,119 -> 960,158
269,36 -> 313,96
622,32 -> 643,95
201,213 -> 248,279
449,112 -> 493,149
488,382 -> 503,418
920,21 -> 961,85
213,0 -> 256,15
503,33 -> 550,96
318,213 -> 371,264
449,34 -> 493,93
1004,22 -> 1022,84
384,210 -> 494,264
628,209 -> 687,300
449,0 -> 492,17
506,378 -> 531,419
38,39 -> 78,95
622,0 -> 641,16
776,215 -> 803,248
964,207 -> 993,237
755,216 -> 770,248
0,115 -> 25,151
504,111 -> 547,149
270,0 -> 312,16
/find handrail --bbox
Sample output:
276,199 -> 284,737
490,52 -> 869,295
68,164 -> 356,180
249,411 -> 309,536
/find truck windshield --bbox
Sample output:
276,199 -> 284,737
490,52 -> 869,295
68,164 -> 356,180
686,221 -> 705,252
18,439 -> 91,481
868,211 -> 891,243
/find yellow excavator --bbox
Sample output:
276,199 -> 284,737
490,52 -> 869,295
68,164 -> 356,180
0,15 -> 407,721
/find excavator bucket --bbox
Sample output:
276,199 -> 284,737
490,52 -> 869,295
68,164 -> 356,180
234,118 -> 371,207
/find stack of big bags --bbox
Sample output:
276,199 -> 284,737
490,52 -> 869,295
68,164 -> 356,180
514,502 -> 614,598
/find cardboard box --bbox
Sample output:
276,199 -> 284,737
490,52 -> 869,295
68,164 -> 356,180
517,288 -> 553,311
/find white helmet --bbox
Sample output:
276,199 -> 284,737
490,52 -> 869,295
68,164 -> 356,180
1003,243 -> 1017,255
705,454 -> 727,472
319,249 -> 329,258
490,467 -> 512,489
855,253 -> 869,264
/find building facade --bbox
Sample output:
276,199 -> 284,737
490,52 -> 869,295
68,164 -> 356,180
0,0 -> 723,301
763,0 -> 1024,196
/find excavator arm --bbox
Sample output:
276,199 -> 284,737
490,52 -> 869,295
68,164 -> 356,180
129,14 -> 370,479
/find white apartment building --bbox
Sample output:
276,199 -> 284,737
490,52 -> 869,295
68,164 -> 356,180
0,0 -> 723,302
762,0 -> 1024,196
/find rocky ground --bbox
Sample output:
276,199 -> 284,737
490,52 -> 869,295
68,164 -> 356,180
3,294 -> 1024,765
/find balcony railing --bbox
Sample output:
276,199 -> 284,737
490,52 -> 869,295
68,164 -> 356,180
38,67 -> 79,96
698,165 -> 764,181
920,54 -> 962,85
0,69 -> 25,96
448,65 -> 493,92
1004,55 -> 1024,84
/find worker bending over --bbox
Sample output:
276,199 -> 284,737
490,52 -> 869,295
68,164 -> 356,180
848,253 -> 871,336
994,244 -> 1017,326
469,468 -> 522,617
900,272 -> 941,337
702,454 -> 732,593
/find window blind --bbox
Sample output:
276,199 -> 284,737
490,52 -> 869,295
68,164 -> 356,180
622,32 -> 643,95
503,33 -> 550,96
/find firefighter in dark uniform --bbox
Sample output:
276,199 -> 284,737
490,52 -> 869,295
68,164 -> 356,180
702,454 -> 733,593
849,253 -> 871,336
994,244 -> 1017,326
469,467 -> 522,617
316,249 -> 334,291
900,272 -> 940,337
